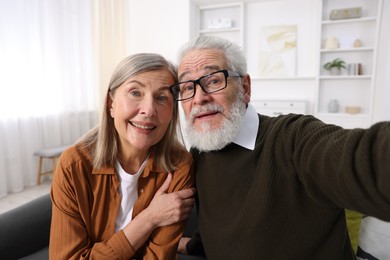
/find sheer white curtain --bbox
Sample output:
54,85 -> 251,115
0,0 -> 100,197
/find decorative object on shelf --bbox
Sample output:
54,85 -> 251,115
323,58 -> 346,75
345,106 -> 361,114
347,63 -> 363,75
324,37 -> 339,49
347,63 -> 356,75
329,7 -> 362,20
258,24 -> 297,77
358,63 -> 363,75
328,99 -> 339,113
339,36 -> 358,49
207,18 -> 232,29
353,38 -> 362,48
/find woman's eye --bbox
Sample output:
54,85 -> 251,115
130,90 -> 141,97
157,95 -> 168,102
156,92 -> 172,102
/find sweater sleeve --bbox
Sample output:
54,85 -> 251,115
140,157 -> 195,259
186,229 -> 206,256
280,116 -> 390,220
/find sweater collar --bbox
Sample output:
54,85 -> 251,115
232,103 -> 259,151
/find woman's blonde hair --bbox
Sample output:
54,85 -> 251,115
78,53 -> 187,171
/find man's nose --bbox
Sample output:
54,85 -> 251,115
192,83 -> 211,105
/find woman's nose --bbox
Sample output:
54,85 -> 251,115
140,96 -> 157,118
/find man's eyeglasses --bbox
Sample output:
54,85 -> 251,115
170,69 -> 242,101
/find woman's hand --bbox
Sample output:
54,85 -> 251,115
146,173 -> 196,227
123,173 -> 195,251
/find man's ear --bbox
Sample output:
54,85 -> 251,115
242,74 -> 251,104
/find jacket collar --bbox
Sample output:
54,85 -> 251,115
91,149 -> 165,177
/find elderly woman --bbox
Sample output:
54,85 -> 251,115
50,53 -> 195,259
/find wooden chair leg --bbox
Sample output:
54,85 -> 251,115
37,157 -> 43,185
52,157 -> 57,176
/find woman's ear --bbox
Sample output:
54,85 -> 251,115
107,94 -> 114,118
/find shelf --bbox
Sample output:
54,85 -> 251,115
198,2 -> 241,10
199,27 -> 240,33
320,47 -> 374,53
316,112 -> 370,117
319,75 -> 372,80
252,76 -> 316,81
322,16 -> 377,25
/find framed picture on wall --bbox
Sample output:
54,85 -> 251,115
258,24 -> 297,77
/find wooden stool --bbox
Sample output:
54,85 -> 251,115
34,145 -> 69,184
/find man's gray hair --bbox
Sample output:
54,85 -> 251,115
178,35 -> 247,75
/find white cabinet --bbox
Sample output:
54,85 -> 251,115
196,2 -> 244,48
251,100 -> 307,117
315,0 -> 383,127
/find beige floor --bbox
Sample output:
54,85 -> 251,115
0,179 -> 52,214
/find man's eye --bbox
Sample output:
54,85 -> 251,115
182,83 -> 194,92
206,77 -> 222,87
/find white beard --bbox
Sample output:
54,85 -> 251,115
184,91 -> 246,152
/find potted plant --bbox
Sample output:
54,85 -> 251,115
323,58 -> 346,75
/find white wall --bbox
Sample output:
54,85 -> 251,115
126,0 -> 193,63
244,0 -> 319,113
245,0 -> 319,78
126,0 -> 390,120
372,0 -> 390,122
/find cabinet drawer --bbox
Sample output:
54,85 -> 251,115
251,100 -> 306,116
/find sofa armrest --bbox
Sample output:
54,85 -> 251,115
0,193 -> 52,259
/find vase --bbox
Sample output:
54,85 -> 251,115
354,38 -> 362,48
330,67 -> 341,76
324,37 -> 339,49
328,99 -> 339,113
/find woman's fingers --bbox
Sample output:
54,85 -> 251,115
155,172 -> 173,195
175,187 -> 196,199
146,172 -> 196,226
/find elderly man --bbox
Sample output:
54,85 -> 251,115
172,35 -> 390,259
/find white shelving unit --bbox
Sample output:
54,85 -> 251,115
191,0 -> 383,122
197,2 -> 244,48
315,0 -> 383,128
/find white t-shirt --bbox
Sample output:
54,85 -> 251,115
357,216 -> 390,260
114,158 -> 148,232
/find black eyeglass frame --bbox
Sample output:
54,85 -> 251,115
169,69 -> 242,101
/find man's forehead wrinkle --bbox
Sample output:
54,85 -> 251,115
178,49 -> 227,80
179,63 -> 221,80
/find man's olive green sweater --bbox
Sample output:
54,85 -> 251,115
187,114 -> 390,259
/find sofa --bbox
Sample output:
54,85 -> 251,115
0,194 -> 51,260
0,193 -> 205,260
